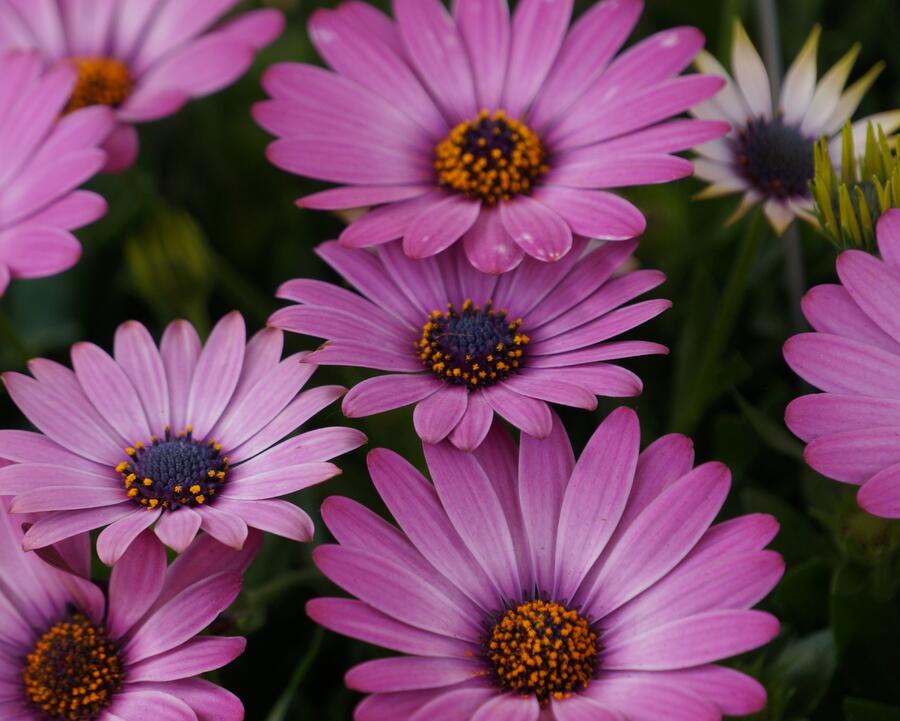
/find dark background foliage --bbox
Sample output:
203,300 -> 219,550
2,0 -> 900,719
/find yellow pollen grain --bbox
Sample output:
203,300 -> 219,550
486,599 -> 599,706
434,109 -> 548,205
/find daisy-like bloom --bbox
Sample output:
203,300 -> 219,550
309,409 -> 783,720
270,238 -> 669,450
692,21 -> 900,234
0,312 -> 366,565
0,502 -> 257,721
785,210 -> 900,518
0,1 -> 284,172
254,0 -> 727,273
0,50 -> 113,295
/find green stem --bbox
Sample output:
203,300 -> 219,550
755,0 -> 808,332
0,306 -> 32,367
783,226 -> 807,333
244,569 -> 322,608
673,211 -> 766,434
264,626 -> 326,721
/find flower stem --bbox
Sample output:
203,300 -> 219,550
756,0 -> 808,331
673,210 -> 767,434
264,626 -> 326,721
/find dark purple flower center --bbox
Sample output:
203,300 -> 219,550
732,116 -> 815,200
417,300 -> 528,389
116,427 -> 228,510
485,599 -> 600,705
23,613 -> 123,721
434,110 -> 549,204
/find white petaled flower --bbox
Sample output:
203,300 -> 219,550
691,21 -> 900,234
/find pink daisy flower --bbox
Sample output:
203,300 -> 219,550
0,502 -> 257,721
270,238 -> 669,450
0,312 -> 366,565
254,0 -> 727,273
785,210 -> 900,518
0,0 -> 284,172
0,50 -> 113,295
309,408 -> 783,721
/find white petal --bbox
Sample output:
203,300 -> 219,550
763,199 -> 797,235
694,49 -> 751,124
780,25 -> 820,124
822,65 -> 888,137
694,137 -> 733,162
801,44 -> 860,136
730,20 -> 772,119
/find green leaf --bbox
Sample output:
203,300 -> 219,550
771,630 -> 836,715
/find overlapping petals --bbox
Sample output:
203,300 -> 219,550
270,238 -> 669,450
0,313 -> 365,564
692,21 -> 900,234
255,0 -> 726,272
309,409 -> 782,720
0,50 -> 113,295
785,210 -> 900,518
0,0 -> 284,171
0,501 -> 255,721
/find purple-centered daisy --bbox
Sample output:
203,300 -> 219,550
0,50 -> 113,295
0,312 -> 366,565
0,500 -> 257,721
692,21 -> 900,234
785,210 -> 900,518
0,0 -> 284,172
270,238 -> 669,450
253,0 -> 727,273
309,408 -> 783,720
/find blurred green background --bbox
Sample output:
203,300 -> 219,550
2,0 -> 900,719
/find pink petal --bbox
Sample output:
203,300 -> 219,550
454,0 -> 509,109
403,195 -> 482,259
499,195 -> 573,262
393,0 -> 477,122
342,374 -> 440,418
345,656 -> 478,694
107,530 -> 166,639
533,187 -> 646,240
96,509 -> 160,566
858,462 -> 900,518
554,407 -> 639,599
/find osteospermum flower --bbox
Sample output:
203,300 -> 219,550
0,1 -> 284,172
692,21 -> 900,234
254,0 -> 727,273
0,312 -> 365,564
270,238 -> 669,450
0,51 -> 113,295
785,210 -> 900,518
0,502 -> 256,721
309,409 -> 783,720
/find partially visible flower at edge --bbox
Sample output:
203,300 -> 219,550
0,50 -> 113,296
785,209 -> 900,519
0,312 -> 366,565
811,120 -> 900,251
309,408 -> 783,720
0,500 -> 256,721
254,0 -> 727,273
0,0 -> 284,172
269,238 -> 669,451
691,20 -> 900,235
